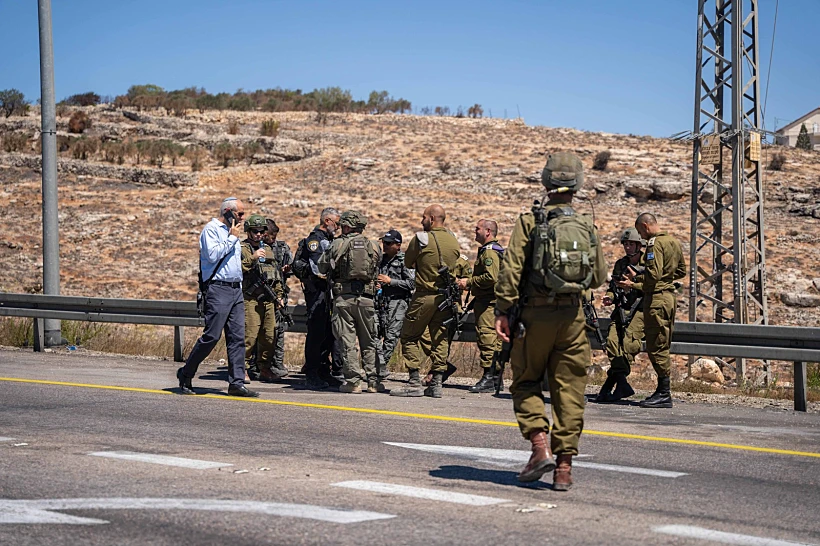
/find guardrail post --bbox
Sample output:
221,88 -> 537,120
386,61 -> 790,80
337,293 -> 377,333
33,318 -> 45,353
794,362 -> 807,412
174,326 -> 184,362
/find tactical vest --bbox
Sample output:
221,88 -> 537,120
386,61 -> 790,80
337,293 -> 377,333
334,234 -> 378,295
529,204 -> 598,295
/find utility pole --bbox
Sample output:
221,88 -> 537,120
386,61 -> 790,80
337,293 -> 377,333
688,0 -> 767,381
38,0 -> 62,346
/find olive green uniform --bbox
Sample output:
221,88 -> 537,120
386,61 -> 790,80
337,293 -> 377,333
241,241 -> 279,376
604,252 -> 645,377
641,233 -> 685,378
467,240 -> 503,369
318,233 -> 382,386
419,254 -> 472,359
400,228 -> 460,373
495,203 -> 607,455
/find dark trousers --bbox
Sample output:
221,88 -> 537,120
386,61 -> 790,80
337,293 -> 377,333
303,289 -> 342,378
182,284 -> 246,388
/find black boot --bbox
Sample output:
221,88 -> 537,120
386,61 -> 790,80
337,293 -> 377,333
469,368 -> 495,393
640,376 -> 672,408
176,367 -> 194,395
595,375 -> 617,403
611,374 -> 635,401
424,372 -> 443,398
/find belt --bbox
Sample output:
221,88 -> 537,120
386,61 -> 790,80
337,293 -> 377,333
211,280 -> 241,288
524,294 -> 581,307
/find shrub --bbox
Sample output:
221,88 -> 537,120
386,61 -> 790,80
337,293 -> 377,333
593,150 -> 612,171
242,141 -> 263,165
768,152 -> 786,171
62,92 -> 100,107
0,89 -> 29,118
467,104 -> 483,118
70,136 -> 99,160
214,141 -> 239,168
68,111 -> 91,133
1,131 -> 29,153
455,106 -> 465,118
185,145 -> 207,171
261,119 -> 280,137
436,156 -> 452,174
227,120 -> 240,135
434,106 -> 450,116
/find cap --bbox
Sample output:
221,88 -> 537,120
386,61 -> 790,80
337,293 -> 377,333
381,229 -> 402,244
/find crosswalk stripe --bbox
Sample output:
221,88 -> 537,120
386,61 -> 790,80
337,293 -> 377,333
332,480 -> 509,506
88,451 -> 232,469
574,461 -> 687,478
654,525 -> 816,546
0,437 -> 14,442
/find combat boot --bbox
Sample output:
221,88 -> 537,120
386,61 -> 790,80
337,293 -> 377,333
390,370 -> 424,397
304,373 -> 329,391
469,368 -> 495,393
552,454 -> 573,491
338,382 -> 362,394
424,372 -> 443,398
517,430 -> 555,483
176,367 -> 194,395
639,376 -> 672,408
366,377 -> 387,393
594,375 -> 617,403
611,374 -> 635,401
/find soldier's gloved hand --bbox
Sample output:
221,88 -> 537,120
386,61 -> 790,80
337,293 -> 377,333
377,274 -> 392,285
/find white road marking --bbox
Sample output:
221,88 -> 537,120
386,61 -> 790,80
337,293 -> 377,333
332,480 -> 508,506
0,437 -> 14,442
0,498 -> 396,525
654,525 -> 817,546
88,451 -> 232,470
385,442 -> 686,478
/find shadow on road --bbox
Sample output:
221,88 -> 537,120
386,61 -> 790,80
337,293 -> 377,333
430,465 -> 551,490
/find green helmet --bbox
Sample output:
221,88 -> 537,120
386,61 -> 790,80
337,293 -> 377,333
339,210 -> 367,229
541,152 -> 584,192
243,214 -> 267,232
620,227 -> 644,245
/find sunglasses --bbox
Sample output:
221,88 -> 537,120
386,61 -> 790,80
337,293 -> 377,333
250,229 -> 266,234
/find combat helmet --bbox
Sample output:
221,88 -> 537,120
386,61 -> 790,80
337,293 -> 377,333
541,152 -> 584,192
339,210 -> 368,229
243,214 -> 267,232
620,227 -> 645,246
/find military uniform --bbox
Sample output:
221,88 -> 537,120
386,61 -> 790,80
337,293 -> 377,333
293,225 -> 343,386
241,235 -> 280,379
318,211 -> 382,392
467,239 -> 504,391
375,250 -> 415,378
392,227 -> 460,397
269,240 -> 293,374
604,252 -> 645,378
419,253 -> 471,367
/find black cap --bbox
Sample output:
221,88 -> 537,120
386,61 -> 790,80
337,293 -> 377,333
381,229 -> 402,244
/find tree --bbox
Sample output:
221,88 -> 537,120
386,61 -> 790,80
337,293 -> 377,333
214,141 -> 239,168
62,92 -> 100,106
68,111 -> 91,133
592,151 -> 611,171
392,98 -> 412,114
467,104 -> 483,118
367,90 -> 392,114
434,106 -> 450,116
0,89 -> 29,118
796,123 -> 812,151
313,87 -> 352,113
185,145 -> 207,172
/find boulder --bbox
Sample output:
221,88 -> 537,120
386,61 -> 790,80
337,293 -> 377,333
690,358 -> 725,384
624,179 -> 653,199
780,292 -> 820,307
653,180 -> 689,200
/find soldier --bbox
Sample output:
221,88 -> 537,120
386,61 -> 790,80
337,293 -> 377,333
241,214 -> 281,383
318,211 -> 382,393
292,207 -> 343,390
622,212 -> 686,409
263,218 -> 293,378
596,228 -> 645,402
494,153 -> 606,491
457,219 -> 504,393
391,204 -> 460,398
375,229 -> 415,380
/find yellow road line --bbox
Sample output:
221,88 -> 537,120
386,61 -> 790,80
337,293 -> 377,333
2,376 -> 819,459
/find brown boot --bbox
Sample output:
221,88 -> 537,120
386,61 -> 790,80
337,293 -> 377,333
517,431 -> 555,483
552,454 -> 573,491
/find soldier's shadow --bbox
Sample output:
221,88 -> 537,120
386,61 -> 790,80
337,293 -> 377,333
430,465 -> 551,490
198,366 -> 229,382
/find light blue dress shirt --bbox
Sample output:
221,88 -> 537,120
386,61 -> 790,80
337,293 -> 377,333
200,218 -> 242,282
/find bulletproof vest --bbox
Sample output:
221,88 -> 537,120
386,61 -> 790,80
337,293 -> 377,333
336,234 -> 378,281
529,204 -> 597,295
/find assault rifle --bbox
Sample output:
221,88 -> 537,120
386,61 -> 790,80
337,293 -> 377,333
247,263 -> 278,304
437,265 -> 462,338
375,287 -> 388,338
491,303 -> 524,395
582,295 -> 606,346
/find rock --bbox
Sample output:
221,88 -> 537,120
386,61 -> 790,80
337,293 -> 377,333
501,168 -> 520,175
624,179 -> 653,199
593,182 -> 608,193
813,278 -> 820,292
791,193 -> 812,203
690,358 -> 725,384
346,158 -> 377,171
780,292 -> 820,307
653,180 -> 688,200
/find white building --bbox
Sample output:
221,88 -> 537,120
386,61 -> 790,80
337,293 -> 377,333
775,107 -> 820,150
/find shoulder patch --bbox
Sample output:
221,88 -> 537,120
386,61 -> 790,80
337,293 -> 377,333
307,240 -> 319,252
646,251 -> 655,261
460,254 -> 469,261
416,232 -> 429,247
647,236 -> 656,247
483,257 -> 494,266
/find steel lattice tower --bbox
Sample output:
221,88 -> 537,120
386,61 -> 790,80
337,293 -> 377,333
688,0 -> 768,380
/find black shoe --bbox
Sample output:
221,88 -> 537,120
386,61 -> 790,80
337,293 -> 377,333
442,362 -> 458,384
469,369 -> 495,393
611,375 -> 635,401
227,385 -> 260,398
320,372 -> 344,388
304,374 -> 329,391
595,376 -> 617,403
177,367 -> 194,395
639,376 -> 672,408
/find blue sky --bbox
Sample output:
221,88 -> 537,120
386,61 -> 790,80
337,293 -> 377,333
1,0 -> 816,136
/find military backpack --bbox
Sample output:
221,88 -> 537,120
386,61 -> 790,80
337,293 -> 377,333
336,234 -> 378,281
530,204 -> 598,294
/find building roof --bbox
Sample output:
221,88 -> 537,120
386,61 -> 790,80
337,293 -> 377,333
776,106 -> 820,134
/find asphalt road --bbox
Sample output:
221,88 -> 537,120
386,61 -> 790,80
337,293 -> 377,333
1,348 -> 819,546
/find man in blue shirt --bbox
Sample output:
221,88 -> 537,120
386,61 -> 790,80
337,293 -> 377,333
177,197 -> 259,398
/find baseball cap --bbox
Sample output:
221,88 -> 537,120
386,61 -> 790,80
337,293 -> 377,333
382,229 -> 402,244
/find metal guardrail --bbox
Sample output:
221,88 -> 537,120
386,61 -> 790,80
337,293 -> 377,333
1,293 -> 817,410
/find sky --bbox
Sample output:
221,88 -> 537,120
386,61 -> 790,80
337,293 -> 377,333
0,0 -> 816,137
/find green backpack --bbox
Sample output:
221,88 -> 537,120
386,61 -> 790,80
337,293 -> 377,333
337,234 -> 378,281
530,204 -> 597,294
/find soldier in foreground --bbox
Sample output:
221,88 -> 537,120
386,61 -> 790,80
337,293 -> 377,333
240,214 -> 281,383
495,153 -> 606,490
391,204 -> 460,398
375,229 -> 415,380
621,212 -> 685,409
263,219 -> 292,379
596,227 -> 645,402
458,219 -> 504,393
318,211 -> 382,393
